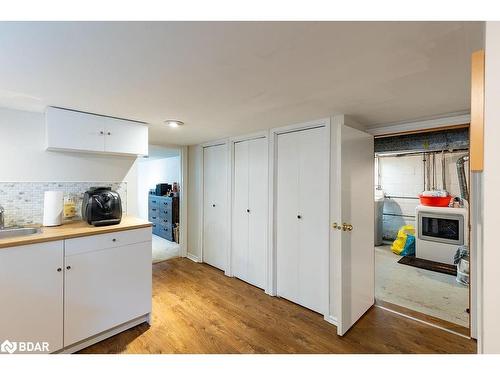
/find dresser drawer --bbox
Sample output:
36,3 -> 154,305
151,222 -> 160,236
158,216 -> 172,226
159,198 -> 172,209
159,207 -> 172,219
65,228 -> 152,256
148,196 -> 160,207
149,206 -> 160,215
159,223 -> 173,241
148,212 -> 160,222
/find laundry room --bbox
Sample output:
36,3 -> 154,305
373,124 -> 471,335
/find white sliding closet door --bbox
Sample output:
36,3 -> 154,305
203,144 -> 228,271
232,137 -> 268,289
276,126 -> 329,314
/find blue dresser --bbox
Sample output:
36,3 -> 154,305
148,195 -> 179,241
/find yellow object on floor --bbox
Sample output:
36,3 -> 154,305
391,225 -> 415,255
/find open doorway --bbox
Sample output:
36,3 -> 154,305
373,126 -> 470,336
137,145 -> 182,263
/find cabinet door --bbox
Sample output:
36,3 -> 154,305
276,131 -> 301,304
46,106 -> 105,152
232,140 -> 250,281
0,241 -> 64,353
104,117 -> 149,155
247,137 -> 268,289
203,144 -> 228,271
64,241 -> 152,347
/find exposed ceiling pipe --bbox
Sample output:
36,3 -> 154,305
456,155 -> 470,202
441,150 -> 447,191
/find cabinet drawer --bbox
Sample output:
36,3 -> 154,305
65,228 -> 152,256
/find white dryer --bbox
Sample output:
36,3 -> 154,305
415,205 -> 468,265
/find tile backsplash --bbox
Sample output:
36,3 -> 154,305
0,182 -> 127,226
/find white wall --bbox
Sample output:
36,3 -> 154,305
0,106 -> 139,215
187,145 -> 202,260
136,155 -> 180,220
378,151 -> 469,240
482,21 -> 500,354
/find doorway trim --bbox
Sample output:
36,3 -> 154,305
268,117 -> 331,312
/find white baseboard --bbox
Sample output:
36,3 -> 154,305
186,253 -> 201,263
324,315 -> 338,326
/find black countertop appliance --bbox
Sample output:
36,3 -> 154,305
82,187 -> 122,226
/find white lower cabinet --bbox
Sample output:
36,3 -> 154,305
64,239 -> 152,346
0,241 -> 64,353
0,227 -> 152,353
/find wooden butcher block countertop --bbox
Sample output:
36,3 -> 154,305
0,216 -> 152,249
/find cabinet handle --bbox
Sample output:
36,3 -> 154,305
57,267 -> 62,272
99,130 -> 104,135
112,238 -> 116,242
107,132 -> 111,135
212,204 -> 216,207
246,209 -> 250,213
66,266 -> 71,270
297,214 -> 302,219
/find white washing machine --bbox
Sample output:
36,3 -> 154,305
415,205 -> 468,265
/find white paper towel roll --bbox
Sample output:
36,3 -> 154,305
43,191 -> 63,226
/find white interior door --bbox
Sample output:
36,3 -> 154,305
203,144 -> 228,271
333,123 -> 375,335
247,137 -> 268,289
232,140 -> 250,280
276,126 -> 329,314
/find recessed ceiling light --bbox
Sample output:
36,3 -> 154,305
165,120 -> 184,128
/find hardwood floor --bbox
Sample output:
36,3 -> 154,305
79,258 -> 476,354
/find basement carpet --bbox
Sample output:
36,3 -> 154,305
78,257 -> 475,354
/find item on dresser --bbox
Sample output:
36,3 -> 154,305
155,183 -> 171,197
148,195 -> 179,241
172,182 -> 179,193
43,191 -> 64,227
82,187 -> 122,226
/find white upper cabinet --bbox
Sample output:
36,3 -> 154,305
46,107 -> 148,156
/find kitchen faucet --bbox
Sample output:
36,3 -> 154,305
0,205 -> 4,229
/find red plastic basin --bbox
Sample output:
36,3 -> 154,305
419,195 -> 451,207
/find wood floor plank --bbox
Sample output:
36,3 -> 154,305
79,258 -> 477,354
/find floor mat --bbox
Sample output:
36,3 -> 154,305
398,255 -> 457,276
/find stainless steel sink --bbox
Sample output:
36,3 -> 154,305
0,227 -> 42,239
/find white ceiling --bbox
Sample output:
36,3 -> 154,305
0,21 -> 483,145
